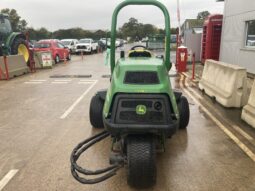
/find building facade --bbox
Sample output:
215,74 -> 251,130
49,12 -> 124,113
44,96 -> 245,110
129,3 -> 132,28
219,0 -> 255,74
181,19 -> 204,61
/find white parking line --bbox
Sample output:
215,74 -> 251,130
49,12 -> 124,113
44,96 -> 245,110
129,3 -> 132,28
54,79 -> 72,82
24,82 -> 43,84
51,81 -> 69,84
60,80 -> 98,119
0,169 -> 19,191
78,81 -> 94,84
80,80 -> 95,83
30,80 -> 47,82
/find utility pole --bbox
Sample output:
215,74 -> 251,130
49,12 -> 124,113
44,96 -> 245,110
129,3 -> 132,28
177,0 -> 181,45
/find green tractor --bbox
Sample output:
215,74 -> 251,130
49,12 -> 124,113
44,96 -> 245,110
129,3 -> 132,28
71,0 -> 190,188
0,13 -> 29,62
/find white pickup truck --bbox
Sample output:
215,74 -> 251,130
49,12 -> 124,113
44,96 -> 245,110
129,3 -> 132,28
75,38 -> 98,54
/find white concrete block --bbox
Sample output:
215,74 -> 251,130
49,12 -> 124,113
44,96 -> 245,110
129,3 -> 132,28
242,81 -> 255,128
199,59 -> 248,108
0,55 -> 29,79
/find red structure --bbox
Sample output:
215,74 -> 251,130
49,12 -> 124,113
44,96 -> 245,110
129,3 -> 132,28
176,46 -> 188,73
201,14 -> 223,64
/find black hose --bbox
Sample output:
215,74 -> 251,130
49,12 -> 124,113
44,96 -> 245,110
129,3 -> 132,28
70,130 -> 122,184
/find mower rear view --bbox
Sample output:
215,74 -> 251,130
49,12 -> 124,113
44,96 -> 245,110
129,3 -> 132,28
71,0 -> 190,188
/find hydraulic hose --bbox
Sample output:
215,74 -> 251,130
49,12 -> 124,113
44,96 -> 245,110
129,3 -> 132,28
70,130 -> 122,184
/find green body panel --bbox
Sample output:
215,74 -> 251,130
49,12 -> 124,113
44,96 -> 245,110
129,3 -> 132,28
110,0 -> 171,73
103,0 -> 178,123
103,58 -> 179,119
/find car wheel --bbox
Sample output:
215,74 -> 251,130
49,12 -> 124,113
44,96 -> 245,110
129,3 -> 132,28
67,53 -> 71,60
55,55 -> 60,63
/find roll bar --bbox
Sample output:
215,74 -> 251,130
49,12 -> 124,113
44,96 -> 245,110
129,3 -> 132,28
110,0 -> 171,73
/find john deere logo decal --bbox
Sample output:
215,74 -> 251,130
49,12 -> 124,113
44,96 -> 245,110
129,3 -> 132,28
136,105 -> 147,115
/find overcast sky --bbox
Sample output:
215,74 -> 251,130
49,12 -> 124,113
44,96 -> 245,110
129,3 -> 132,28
1,0 -> 224,31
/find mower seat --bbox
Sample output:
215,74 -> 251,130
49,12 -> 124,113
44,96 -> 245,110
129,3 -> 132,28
128,50 -> 152,58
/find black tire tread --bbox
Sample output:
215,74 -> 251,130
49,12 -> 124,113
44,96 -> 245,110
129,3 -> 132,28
10,38 -> 27,55
178,96 -> 190,129
89,94 -> 104,128
127,135 -> 156,188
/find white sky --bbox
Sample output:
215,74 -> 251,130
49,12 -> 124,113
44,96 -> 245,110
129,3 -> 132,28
1,0 -> 224,31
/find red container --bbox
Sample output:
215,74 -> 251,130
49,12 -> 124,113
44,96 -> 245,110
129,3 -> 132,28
201,14 -> 223,64
177,46 -> 188,73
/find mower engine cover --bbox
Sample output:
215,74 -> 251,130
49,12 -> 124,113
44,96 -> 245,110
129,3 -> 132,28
103,55 -> 179,136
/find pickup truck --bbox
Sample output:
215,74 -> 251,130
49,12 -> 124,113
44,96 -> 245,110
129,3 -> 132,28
75,38 -> 98,54
61,39 -> 79,54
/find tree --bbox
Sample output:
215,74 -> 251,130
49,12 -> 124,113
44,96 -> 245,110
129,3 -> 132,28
0,8 -> 27,32
119,17 -> 163,41
120,17 -> 140,40
197,11 -> 210,20
33,27 -> 51,40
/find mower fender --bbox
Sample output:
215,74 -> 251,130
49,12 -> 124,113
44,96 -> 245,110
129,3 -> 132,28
96,90 -> 107,101
174,91 -> 182,103
6,32 -> 26,51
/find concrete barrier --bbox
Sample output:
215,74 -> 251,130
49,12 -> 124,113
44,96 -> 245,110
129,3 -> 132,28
241,81 -> 255,128
0,55 -> 29,79
199,59 -> 248,108
34,51 -> 53,69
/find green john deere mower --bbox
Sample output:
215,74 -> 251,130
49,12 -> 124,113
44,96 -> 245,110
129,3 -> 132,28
0,14 -> 29,62
70,0 -> 190,188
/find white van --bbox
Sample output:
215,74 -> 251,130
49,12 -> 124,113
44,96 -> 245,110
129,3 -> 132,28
61,39 -> 79,54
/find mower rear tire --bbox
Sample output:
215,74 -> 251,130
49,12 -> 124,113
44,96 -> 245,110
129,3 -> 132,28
178,96 -> 190,129
89,94 -> 104,128
127,135 -> 156,188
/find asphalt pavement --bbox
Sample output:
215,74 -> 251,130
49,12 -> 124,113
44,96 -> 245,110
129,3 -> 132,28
0,45 -> 254,191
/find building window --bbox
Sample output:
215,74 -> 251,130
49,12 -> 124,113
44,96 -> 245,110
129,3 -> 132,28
246,20 -> 255,47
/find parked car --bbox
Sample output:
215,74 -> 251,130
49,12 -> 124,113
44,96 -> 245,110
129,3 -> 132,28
61,39 -> 78,54
97,40 -> 107,51
33,39 -> 71,63
116,39 -> 124,47
75,38 -> 98,54
100,38 -> 123,48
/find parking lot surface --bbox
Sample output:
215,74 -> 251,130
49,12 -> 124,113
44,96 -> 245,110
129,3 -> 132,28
0,46 -> 255,191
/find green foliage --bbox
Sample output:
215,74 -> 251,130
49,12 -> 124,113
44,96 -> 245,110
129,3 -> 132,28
52,28 -> 108,40
27,27 -> 52,40
0,8 -> 27,32
197,11 -> 210,20
119,17 -> 176,41
0,8 -> 176,41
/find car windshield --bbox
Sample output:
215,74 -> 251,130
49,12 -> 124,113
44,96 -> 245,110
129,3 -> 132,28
0,18 -> 12,34
79,39 -> 90,43
61,41 -> 71,46
34,43 -> 51,48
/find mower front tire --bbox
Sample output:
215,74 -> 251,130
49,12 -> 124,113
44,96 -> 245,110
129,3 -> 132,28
178,96 -> 190,129
89,94 -> 104,128
127,135 -> 156,188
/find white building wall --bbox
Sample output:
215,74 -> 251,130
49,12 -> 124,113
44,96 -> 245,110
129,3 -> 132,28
220,0 -> 255,74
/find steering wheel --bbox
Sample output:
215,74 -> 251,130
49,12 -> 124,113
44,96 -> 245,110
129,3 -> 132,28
130,45 -> 147,51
